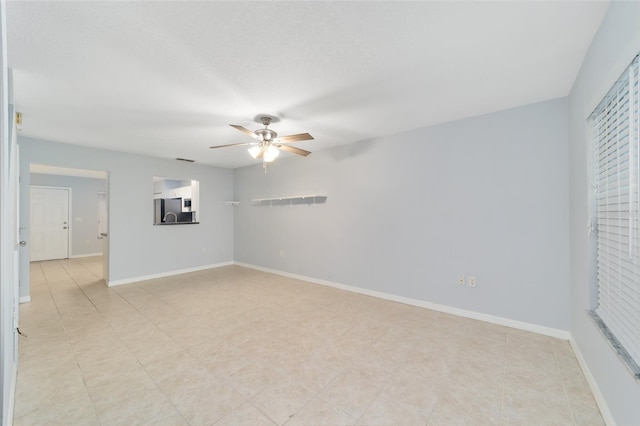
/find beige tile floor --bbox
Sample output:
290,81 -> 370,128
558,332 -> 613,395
14,257 -> 604,426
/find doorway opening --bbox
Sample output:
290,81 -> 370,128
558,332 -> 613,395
28,164 -> 109,283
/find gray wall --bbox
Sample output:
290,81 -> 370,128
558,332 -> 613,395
234,98 -> 570,331
568,2 -> 640,424
19,137 -> 234,297
29,173 -> 107,257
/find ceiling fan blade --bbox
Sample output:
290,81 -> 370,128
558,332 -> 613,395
230,124 -> 261,140
277,133 -> 314,143
209,142 -> 252,149
277,143 -> 311,157
255,147 -> 265,159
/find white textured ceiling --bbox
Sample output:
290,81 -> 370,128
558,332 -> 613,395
7,1 -> 608,169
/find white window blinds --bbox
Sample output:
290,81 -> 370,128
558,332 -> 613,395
591,55 -> 640,373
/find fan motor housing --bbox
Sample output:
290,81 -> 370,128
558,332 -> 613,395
255,128 -> 277,141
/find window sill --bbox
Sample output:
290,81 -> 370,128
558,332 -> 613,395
588,310 -> 640,381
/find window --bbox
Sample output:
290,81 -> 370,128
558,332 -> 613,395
590,54 -> 640,378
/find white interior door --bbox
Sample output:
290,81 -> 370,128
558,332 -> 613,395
30,187 -> 70,261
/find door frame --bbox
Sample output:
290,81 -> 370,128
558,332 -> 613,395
1,1 -> 18,421
29,185 -> 72,261
97,191 -> 107,239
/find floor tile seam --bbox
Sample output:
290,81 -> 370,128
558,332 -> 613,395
355,354 -> 402,389
122,290 -> 198,332
352,361 -> 405,423
274,349 -> 339,380
244,361 -> 310,393
498,347 -> 508,426
88,388 -> 175,426
100,292 -> 186,349
203,400 -> 249,426
333,321 -> 362,340
170,334 -> 223,354
48,330 -> 103,426
122,338 -> 182,366
40,265 -> 65,323
420,396 -> 439,426
213,368 -> 254,397
178,378 -> 248,426
73,276 -> 119,304
251,383 -> 316,426
555,349 -> 579,426
65,316 -> 150,406
135,306 -> 180,328
59,258 -> 100,281
144,316 -> 204,350
231,397 -> 277,426
282,393 -> 358,426
57,263 -> 106,317
315,384 -> 379,422
137,358 -> 193,426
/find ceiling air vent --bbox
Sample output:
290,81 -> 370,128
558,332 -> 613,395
175,158 -> 195,163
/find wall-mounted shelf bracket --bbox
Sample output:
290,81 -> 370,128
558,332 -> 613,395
251,194 -> 327,206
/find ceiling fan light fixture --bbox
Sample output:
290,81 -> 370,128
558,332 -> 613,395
263,145 -> 280,163
248,146 -> 262,159
213,117 -> 313,170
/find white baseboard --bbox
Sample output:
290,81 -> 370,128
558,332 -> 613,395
7,364 -> 16,426
234,262 -> 570,340
569,337 -> 616,426
19,296 -> 31,304
107,261 -> 234,287
104,260 -> 569,339
69,252 -> 103,259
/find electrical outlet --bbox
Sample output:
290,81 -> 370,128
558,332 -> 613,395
458,275 -> 465,286
468,276 -> 477,287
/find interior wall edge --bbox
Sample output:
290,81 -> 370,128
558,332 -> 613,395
569,337 -> 616,426
234,261 -> 570,340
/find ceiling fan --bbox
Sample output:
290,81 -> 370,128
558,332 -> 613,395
210,116 -> 314,169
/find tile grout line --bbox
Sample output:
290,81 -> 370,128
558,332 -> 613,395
556,348 -> 579,426
498,334 -> 507,426
46,259 -> 104,425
